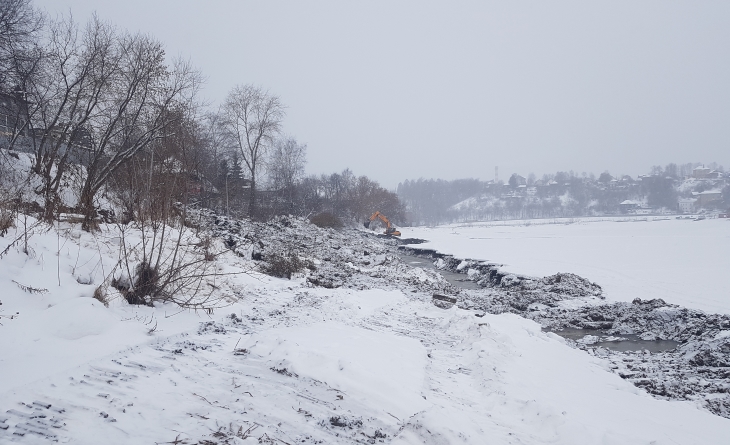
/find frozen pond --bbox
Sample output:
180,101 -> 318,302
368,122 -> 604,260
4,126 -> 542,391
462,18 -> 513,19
401,217 -> 730,314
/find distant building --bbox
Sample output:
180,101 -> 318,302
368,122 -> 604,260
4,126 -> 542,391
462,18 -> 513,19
678,198 -> 697,214
693,166 -> 711,179
619,200 -> 639,213
693,190 -> 722,207
0,90 -> 30,140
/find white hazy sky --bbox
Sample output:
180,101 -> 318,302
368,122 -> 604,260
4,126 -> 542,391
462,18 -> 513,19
35,0 -> 730,189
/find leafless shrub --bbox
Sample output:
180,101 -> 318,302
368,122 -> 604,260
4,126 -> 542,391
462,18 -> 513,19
12,280 -> 48,294
112,210 -> 248,310
260,250 -> 311,279
0,208 -> 13,236
0,213 -> 43,259
309,212 -> 343,229
128,261 -> 161,305
209,423 -> 259,443
93,285 -> 109,307
257,433 -> 286,444
198,234 -> 216,261
0,169 -> 22,237
0,302 -> 19,326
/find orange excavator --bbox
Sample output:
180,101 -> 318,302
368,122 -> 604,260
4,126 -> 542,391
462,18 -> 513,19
364,211 -> 401,236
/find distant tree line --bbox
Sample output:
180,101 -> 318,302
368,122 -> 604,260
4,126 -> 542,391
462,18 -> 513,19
396,178 -> 482,225
399,163 -> 728,225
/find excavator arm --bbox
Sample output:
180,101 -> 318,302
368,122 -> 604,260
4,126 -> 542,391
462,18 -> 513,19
364,211 -> 401,236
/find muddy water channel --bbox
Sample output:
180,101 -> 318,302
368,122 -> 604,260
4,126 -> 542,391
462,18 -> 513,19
398,252 -> 680,353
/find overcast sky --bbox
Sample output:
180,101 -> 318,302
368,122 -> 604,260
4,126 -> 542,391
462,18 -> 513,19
35,0 -> 730,189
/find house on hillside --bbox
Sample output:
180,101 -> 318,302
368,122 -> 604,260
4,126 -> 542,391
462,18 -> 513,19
510,175 -> 527,187
693,190 -> 723,207
678,198 -> 697,214
693,166 -> 711,179
0,90 -> 30,141
619,200 -> 639,213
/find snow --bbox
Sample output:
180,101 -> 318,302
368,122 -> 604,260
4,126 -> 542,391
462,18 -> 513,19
473,314 -> 728,444
243,321 -> 428,420
1,216 -> 729,443
401,217 -> 730,314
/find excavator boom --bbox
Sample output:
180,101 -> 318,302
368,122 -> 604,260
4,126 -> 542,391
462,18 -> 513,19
364,211 -> 401,236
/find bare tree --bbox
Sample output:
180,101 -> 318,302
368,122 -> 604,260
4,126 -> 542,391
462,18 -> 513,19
220,84 -> 284,218
26,15 -> 118,220
200,109 -> 228,171
76,36 -> 202,230
268,136 -> 306,211
0,0 -> 42,161
0,0 -> 43,85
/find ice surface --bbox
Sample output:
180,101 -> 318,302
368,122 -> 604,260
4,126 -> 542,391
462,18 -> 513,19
402,218 -> 730,314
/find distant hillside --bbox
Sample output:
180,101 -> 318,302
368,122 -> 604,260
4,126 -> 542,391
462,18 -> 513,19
398,166 -> 730,225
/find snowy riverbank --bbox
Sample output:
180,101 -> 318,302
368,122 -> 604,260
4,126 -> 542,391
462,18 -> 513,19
1,215 -> 728,443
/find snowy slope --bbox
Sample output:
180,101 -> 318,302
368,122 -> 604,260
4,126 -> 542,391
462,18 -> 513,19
1,217 -> 729,444
401,218 -> 730,314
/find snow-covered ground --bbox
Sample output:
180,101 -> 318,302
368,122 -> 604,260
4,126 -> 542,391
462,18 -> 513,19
401,217 -> 730,314
1,216 -> 729,443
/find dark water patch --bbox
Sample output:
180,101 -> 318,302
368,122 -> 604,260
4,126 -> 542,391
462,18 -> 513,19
546,327 -> 680,353
396,238 -> 428,245
399,253 -> 482,290
398,246 -> 445,259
